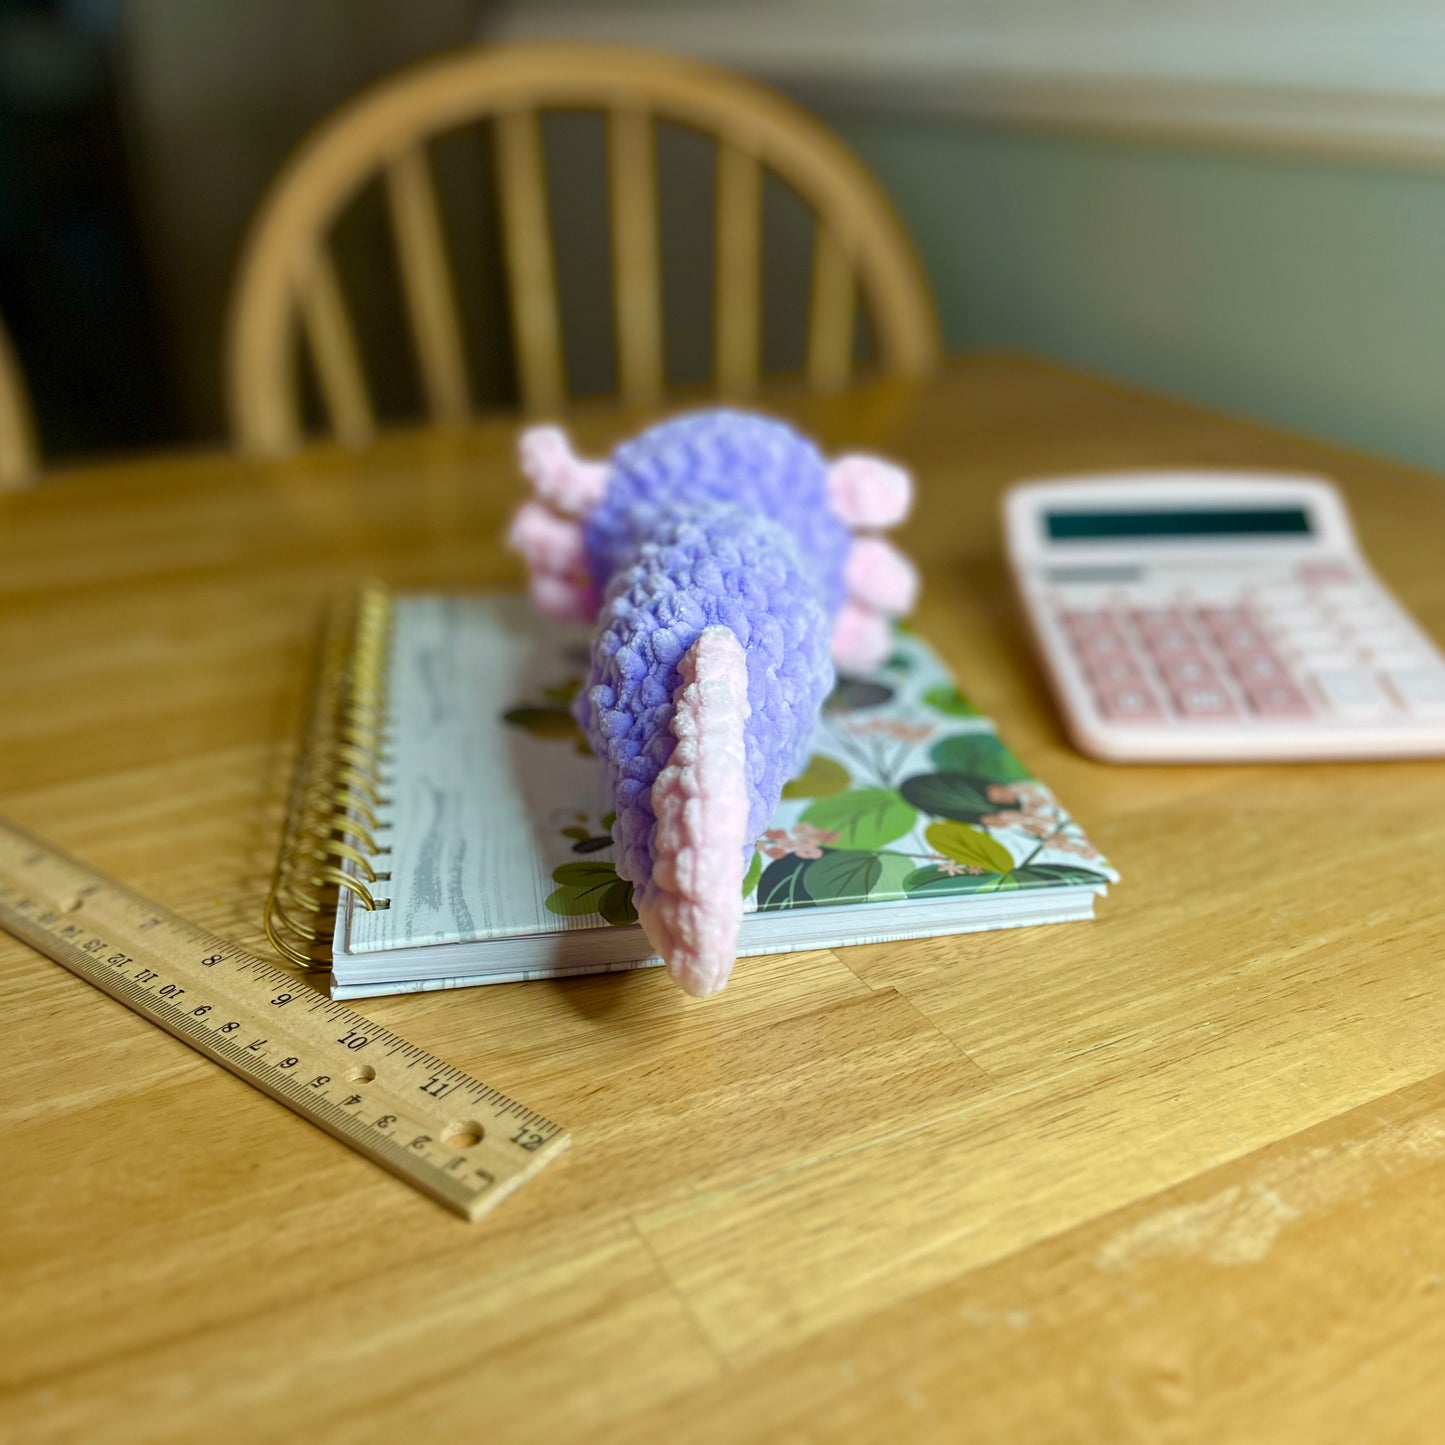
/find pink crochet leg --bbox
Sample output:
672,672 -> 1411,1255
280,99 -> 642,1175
635,627 -> 751,998
826,453 -> 919,672
508,425 -> 611,622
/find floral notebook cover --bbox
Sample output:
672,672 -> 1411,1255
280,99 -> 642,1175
510,612 -> 1115,924
331,595 -> 1117,993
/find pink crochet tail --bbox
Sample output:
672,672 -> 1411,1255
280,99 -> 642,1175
826,453 -> 919,674
635,627 -> 752,998
506,425 -> 610,622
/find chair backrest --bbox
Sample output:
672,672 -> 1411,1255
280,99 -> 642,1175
0,314 -> 37,491
226,43 -> 941,456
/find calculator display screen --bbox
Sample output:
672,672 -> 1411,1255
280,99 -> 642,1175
1045,507 -> 1312,541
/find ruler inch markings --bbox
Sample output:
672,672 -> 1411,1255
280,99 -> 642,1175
0,819 -> 568,1221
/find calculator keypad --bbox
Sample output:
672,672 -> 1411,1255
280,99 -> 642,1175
1050,565 -> 1445,728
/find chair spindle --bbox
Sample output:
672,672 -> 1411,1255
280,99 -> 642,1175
807,221 -> 855,392
0,318 -> 36,491
298,247 -> 374,447
495,109 -> 566,413
608,108 -> 664,407
714,142 -> 762,397
386,147 -> 470,425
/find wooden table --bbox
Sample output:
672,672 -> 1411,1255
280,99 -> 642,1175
5,357 -> 1445,1443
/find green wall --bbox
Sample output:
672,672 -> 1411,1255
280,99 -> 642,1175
825,113 -> 1445,473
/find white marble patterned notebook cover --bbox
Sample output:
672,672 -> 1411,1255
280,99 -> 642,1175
333,594 -> 1116,973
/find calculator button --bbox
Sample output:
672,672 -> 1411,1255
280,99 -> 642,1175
1170,685 -> 1239,719
1342,619 -> 1411,649
1145,626 -> 1200,658
1059,609 -> 1127,639
1298,561 -> 1359,585
1158,653 -> 1223,687
1274,610 -> 1341,635
1300,649 -> 1364,672
1095,685 -> 1166,721
1323,584 -> 1383,611
1329,592 -> 1398,615
1385,670 -> 1445,713
1257,585 -> 1312,610
1085,655 -> 1151,688
1268,606 -> 1331,634
1352,627 -> 1427,660
1365,647 -> 1435,675
1280,628 -> 1349,655
1186,590 -> 1245,609
1313,669 -> 1391,715
1228,652 -> 1291,685
1198,607 -> 1255,632
1214,624 -> 1274,655
1076,628 -> 1133,660
1130,608 -> 1187,635
1244,682 -> 1314,718
1060,610 -> 1116,636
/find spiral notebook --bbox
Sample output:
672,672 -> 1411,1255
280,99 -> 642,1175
266,588 -> 1118,999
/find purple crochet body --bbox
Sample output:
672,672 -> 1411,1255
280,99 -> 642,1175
575,411 -> 850,889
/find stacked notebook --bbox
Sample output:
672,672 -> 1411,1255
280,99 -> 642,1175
266,589 -> 1117,999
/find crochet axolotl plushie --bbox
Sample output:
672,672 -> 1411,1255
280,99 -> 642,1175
507,408 -> 919,997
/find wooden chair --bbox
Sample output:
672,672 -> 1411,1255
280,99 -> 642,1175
226,43 -> 941,456
0,314 -> 38,491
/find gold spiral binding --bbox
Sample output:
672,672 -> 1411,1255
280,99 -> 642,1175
264,584 -> 394,970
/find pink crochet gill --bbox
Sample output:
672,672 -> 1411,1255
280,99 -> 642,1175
506,500 -> 597,622
844,535 -> 920,616
826,454 -> 912,530
635,626 -> 753,997
831,600 -> 893,674
518,425 -> 610,515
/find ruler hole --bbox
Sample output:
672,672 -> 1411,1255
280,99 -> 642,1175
443,1122 -> 484,1149
348,1065 -> 376,1083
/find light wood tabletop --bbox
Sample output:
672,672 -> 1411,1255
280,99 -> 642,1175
4,357 -> 1445,1443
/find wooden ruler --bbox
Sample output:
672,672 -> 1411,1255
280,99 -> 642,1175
0,817 -> 568,1220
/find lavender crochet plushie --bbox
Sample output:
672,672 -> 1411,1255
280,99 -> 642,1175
508,409 -> 918,997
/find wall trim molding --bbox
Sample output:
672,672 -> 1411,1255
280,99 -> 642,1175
485,3 -> 1445,171
795,72 -> 1445,173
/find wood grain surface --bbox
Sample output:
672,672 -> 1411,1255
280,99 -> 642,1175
3,357 -> 1445,1443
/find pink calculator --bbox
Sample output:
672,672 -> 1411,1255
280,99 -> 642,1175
1004,471 -> 1445,762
